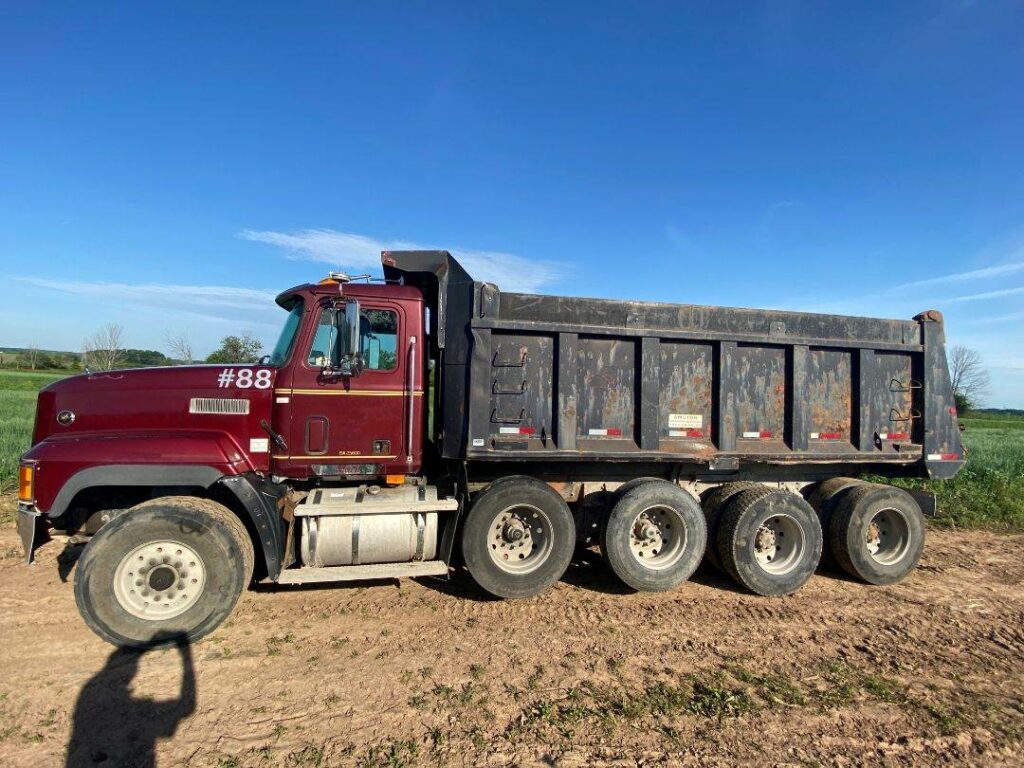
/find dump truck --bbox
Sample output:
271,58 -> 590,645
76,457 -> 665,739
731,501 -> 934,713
17,251 -> 965,646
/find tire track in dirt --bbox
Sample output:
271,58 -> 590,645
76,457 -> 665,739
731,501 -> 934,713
1,514 -> 1022,766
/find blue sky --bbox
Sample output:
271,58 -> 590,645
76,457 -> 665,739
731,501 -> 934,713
1,1 -> 1022,406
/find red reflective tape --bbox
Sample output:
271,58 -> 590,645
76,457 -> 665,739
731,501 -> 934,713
687,428 -> 704,438
519,427 -> 536,435
941,453 -> 960,461
606,427 -> 623,437
818,432 -> 842,440
759,430 -> 773,439
888,432 -> 909,441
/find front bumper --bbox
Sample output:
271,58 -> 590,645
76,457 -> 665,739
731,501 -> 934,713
16,504 -> 41,564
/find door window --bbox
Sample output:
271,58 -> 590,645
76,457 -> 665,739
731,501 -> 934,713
307,309 -> 349,368
360,309 -> 398,371
305,306 -> 399,372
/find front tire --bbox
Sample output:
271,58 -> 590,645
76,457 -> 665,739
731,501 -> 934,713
462,476 -> 575,599
74,496 -> 253,648
601,481 -> 706,591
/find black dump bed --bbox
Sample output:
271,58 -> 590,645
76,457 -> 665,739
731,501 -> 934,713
383,251 -> 964,480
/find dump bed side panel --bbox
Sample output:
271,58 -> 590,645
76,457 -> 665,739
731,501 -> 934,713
455,289 -> 963,478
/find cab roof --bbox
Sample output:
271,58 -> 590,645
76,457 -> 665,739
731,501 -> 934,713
275,279 -> 423,309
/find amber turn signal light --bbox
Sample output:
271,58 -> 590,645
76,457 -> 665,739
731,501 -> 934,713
18,464 -> 35,503
384,474 -> 405,486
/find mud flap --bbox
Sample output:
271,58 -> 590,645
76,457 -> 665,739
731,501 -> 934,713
908,489 -> 937,518
17,507 -> 41,564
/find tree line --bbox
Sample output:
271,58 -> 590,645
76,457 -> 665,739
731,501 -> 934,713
2,325 -> 265,372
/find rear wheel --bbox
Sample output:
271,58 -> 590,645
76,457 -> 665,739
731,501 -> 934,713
804,477 -> 862,566
74,496 -> 254,648
717,488 -> 822,596
700,482 -> 765,572
462,477 -> 575,599
601,481 -> 705,591
829,484 -> 924,585
597,477 -> 662,552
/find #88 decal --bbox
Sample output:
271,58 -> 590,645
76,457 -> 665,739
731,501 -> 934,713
217,368 -> 272,389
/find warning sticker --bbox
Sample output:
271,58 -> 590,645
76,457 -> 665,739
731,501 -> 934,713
668,413 -> 703,429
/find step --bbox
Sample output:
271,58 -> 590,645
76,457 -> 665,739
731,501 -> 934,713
276,560 -> 449,585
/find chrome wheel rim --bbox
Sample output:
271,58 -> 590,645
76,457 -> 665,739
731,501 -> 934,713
627,505 -> 687,570
753,515 -> 804,575
487,504 -> 553,574
866,508 -> 911,565
113,540 -> 206,620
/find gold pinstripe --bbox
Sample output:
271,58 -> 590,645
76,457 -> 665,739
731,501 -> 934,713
272,455 -> 398,461
275,388 -> 423,397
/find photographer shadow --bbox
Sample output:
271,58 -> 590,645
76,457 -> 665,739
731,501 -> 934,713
66,632 -> 195,768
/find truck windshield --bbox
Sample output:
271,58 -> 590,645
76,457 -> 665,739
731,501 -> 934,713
267,300 -> 304,367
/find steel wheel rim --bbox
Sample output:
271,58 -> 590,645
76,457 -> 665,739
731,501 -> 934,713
866,507 -> 911,565
487,504 -> 554,574
627,504 -> 687,570
113,540 -> 207,620
753,514 -> 804,575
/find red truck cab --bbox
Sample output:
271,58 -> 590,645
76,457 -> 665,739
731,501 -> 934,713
20,277 -> 427,522
268,278 -> 426,480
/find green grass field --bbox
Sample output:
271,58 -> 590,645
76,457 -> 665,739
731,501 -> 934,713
902,414 -> 1024,530
0,369 -> 1021,529
0,371 -> 65,494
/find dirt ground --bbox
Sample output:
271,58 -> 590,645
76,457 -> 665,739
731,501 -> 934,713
1,495 -> 1023,767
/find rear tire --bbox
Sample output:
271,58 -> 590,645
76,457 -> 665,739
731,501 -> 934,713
700,482 -> 765,572
829,484 -> 924,585
74,496 -> 254,648
462,476 -> 575,599
597,477 -> 662,553
804,478 -> 862,566
717,489 -> 822,596
601,481 -> 706,591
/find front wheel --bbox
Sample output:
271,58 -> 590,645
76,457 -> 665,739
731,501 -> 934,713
462,477 -> 575,599
74,496 -> 253,648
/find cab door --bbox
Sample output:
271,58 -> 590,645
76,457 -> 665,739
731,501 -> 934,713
277,298 -> 421,478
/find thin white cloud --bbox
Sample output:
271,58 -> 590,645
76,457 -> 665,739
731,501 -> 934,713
941,285 -> 1024,303
16,277 -> 282,329
238,228 -> 564,293
18,277 -> 278,309
890,260 -> 1024,291
961,310 -> 1024,325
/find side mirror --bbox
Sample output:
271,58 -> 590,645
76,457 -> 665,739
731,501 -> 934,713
344,298 -> 361,357
320,298 -> 364,378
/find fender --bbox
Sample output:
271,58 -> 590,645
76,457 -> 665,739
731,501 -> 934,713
43,464 -> 225,519
216,473 -> 287,582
